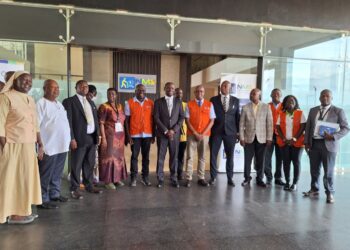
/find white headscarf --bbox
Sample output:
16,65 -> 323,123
0,70 -> 30,93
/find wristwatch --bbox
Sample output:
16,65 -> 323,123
292,137 -> 297,142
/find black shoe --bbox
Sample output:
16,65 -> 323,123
241,176 -> 252,186
257,181 -> 267,188
51,195 -> 68,202
130,178 -> 137,187
185,180 -> 191,188
227,179 -> 235,187
289,184 -> 297,191
141,177 -> 151,186
157,181 -> 164,188
172,180 -> 180,188
283,183 -> 290,191
38,202 -> 59,209
326,193 -> 334,204
266,180 -> 272,186
198,179 -> 209,187
71,190 -> 83,200
275,179 -> 286,186
86,187 -> 103,194
302,189 -> 319,197
208,178 -> 216,186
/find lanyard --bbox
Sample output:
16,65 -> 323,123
108,103 -> 120,122
319,107 -> 330,121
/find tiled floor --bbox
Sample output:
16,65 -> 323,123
0,172 -> 349,250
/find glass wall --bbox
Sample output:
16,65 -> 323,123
262,29 -> 350,169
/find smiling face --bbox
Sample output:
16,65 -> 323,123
164,82 -> 175,97
220,81 -> 231,95
107,89 -> 117,104
285,96 -> 296,111
194,86 -> 205,100
136,84 -> 146,102
76,81 -> 89,97
13,73 -> 32,93
270,89 -> 282,103
250,88 -> 261,104
44,80 -> 60,100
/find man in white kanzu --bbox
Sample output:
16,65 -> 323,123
36,79 -> 71,209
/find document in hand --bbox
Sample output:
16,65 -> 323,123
316,120 -> 340,136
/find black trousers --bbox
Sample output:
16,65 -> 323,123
264,134 -> 283,181
70,134 -> 96,191
177,141 -> 187,178
209,134 -> 236,180
281,145 -> 303,184
130,137 -> 152,179
156,135 -> 179,182
309,139 -> 337,194
244,137 -> 266,182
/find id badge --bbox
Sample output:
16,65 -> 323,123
115,122 -> 124,132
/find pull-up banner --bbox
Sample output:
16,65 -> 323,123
117,73 -> 157,93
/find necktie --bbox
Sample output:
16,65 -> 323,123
83,98 -> 93,124
319,107 -> 326,120
197,100 -> 202,107
166,98 -> 172,115
223,96 -> 227,112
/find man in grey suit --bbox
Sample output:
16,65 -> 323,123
303,89 -> 349,203
154,82 -> 185,188
240,88 -> 273,187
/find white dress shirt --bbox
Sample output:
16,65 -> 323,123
221,94 -> 230,112
76,94 -> 95,134
185,99 -> 216,119
165,95 -> 174,115
276,111 -> 306,140
36,97 -> 71,156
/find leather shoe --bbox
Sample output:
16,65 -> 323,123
185,180 -> 191,188
257,181 -> 267,188
289,184 -> 297,191
227,179 -> 235,187
157,181 -> 164,188
283,184 -> 290,191
71,190 -> 83,200
51,195 -> 68,202
208,178 -> 216,186
198,179 -> 209,187
141,177 -> 152,186
241,176 -> 252,186
302,189 -> 319,197
172,180 -> 180,188
275,179 -> 286,186
86,187 -> 103,194
37,202 -> 58,209
130,178 -> 137,187
326,193 -> 335,204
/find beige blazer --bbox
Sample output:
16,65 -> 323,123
239,102 -> 273,144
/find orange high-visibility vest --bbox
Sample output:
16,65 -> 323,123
187,99 -> 212,136
276,109 -> 304,148
128,98 -> 153,136
269,102 -> 283,134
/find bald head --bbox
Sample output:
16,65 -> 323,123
194,85 -> 205,100
43,79 -> 59,101
250,88 -> 261,104
319,89 -> 333,106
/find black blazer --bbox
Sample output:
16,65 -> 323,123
154,97 -> 185,138
210,94 -> 240,136
62,95 -> 99,146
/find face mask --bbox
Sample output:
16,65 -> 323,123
92,96 -> 97,101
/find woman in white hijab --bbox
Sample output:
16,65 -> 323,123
0,71 -> 43,224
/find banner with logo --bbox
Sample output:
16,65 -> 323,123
0,60 -> 25,82
218,73 -> 257,173
117,73 -> 157,93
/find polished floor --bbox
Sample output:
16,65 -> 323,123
1,171 -> 350,250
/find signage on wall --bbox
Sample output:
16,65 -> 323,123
0,60 -> 25,82
117,73 -> 157,93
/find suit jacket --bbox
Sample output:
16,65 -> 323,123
154,96 -> 185,138
239,102 -> 273,144
62,95 -> 99,147
210,95 -> 240,136
304,105 -> 349,152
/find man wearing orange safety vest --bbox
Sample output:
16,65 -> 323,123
264,88 -> 285,186
184,85 -> 216,187
125,84 -> 154,187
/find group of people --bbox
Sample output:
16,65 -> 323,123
0,71 -> 349,225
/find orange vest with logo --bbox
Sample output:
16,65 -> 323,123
128,98 -> 153,136
187,99 -> 212,136
276,110 -> 304,148
269,102 -> 282,134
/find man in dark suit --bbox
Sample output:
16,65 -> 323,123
209,80 -> 240,186
63,80 -> 102,199
303,89 -> 349,203
154,82 -> 185,188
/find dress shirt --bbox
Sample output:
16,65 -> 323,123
76,94 -> 95,134
276,111 -> 306,140
221,94 -> 230,112
313,104 -> 332,139
124,97 -> 152,138
165,95 -> 174,115
37,97 -> 71,156
252,102 -> 260,117
185,99 -> 216,119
